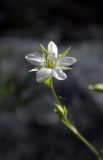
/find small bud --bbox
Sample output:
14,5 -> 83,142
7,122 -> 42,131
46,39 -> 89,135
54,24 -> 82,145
89,84 -> 103,93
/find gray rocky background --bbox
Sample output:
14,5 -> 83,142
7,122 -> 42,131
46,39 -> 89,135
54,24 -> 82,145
0,0 -> 103,160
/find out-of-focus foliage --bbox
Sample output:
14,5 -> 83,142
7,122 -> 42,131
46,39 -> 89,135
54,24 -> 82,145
0,49 -> 35,112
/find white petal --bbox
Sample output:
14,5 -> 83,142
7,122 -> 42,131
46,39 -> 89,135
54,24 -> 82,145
58,57 -> 77,67
48,41 -> 58,58
25,53 -> 45,66
36,68 -> 51,83
51,67 -> 67,80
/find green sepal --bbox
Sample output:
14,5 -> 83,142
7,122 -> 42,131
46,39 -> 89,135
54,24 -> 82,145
61,67 -> 72,71
28,67 -> 38,72
59,46 -> 71,59
40,44 -> 47,57
89,84 -> 103,93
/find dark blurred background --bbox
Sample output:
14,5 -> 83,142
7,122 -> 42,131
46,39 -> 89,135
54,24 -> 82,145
0,0 -> 103,160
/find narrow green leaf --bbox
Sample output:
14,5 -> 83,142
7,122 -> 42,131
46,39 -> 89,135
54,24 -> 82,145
63,106 -> 68,117
55,104 -> 68,119
55,103 -> 64,118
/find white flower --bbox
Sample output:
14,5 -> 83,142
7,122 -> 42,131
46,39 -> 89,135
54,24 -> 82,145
25,41 -> 77,83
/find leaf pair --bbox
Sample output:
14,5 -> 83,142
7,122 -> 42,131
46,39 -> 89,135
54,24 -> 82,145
54,103 -> 68,119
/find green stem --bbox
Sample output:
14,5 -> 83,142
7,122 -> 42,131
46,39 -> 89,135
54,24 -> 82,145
50,79 -> 61,105
48,78 -> 102,160
62,118 -> 100,158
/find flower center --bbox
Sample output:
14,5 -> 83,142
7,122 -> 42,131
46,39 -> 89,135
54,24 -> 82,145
47,59 -> 56,68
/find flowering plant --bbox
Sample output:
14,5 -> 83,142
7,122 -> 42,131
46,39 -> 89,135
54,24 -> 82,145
25,41 -> 77,82
25,41 -> 103,160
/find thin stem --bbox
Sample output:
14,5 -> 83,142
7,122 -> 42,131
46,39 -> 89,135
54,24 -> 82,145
62,118 -> 100,158
48,79 -> 103,160
50,78 -> 61,105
